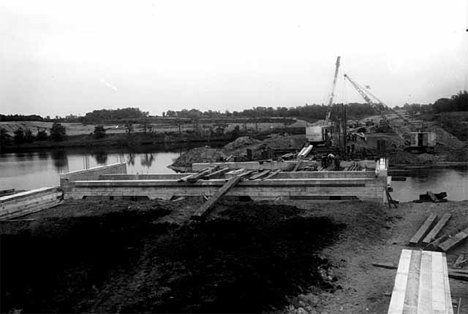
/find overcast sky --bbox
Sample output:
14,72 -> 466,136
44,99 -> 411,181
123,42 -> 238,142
0,0 -> 467,117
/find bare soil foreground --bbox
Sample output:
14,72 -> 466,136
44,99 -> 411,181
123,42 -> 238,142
1,199 -> 467,314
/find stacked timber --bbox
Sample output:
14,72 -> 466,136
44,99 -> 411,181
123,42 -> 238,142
408,213 -> 468,252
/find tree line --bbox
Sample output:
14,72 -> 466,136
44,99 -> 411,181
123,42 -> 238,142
0,122 -> 67,146
1,91 -> 466,124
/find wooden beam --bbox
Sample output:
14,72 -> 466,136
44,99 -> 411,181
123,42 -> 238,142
178,167 -> 214,183
422,213 -> 451,245
438,227 -> 468,252
427,234 -> 449,250
293,159 -> 303,172
249,170 -> 271,180
409,213 -> 438,246
204,167 -> 230,179
236,170 -> 255,179
191,176 -> 243,220
427,191 -> 439,203
262,169 -> 281,180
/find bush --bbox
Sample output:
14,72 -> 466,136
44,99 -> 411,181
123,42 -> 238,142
36,129 -> 49,141
14,128 -> 25,144
50,122 -> 67,142
93,125 -> 106,139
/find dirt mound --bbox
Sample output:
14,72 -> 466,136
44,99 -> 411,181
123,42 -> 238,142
445,143 -> 468,162
1,202 -> 344,313
223,136 -> 261,151
171,146 -> 227,168
430,125 -> 465,149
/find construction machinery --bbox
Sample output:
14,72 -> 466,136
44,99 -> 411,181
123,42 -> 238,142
306,56 -> 341,145
344,74 -> 436,153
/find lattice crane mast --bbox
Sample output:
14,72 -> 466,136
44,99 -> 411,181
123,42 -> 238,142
324,56 -> 341,124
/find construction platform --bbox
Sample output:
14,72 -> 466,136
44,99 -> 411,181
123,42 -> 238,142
59,159 -> 390,203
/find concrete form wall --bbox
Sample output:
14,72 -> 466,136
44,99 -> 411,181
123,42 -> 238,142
64,176 -> 387,203
60,163 -> 127,197
0,186 -> 63,220
61,161 -> 388,203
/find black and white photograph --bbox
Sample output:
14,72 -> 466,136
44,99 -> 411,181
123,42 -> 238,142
0,0 -> 467,313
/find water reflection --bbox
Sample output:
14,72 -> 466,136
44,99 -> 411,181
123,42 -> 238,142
127,153 -> 136,166
51,150 -> 68,173
92,151 -> 108,165
38,151 -> 49,160
141,153 -> 155,168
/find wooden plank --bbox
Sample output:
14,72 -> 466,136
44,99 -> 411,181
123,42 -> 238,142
388,249 -> 412,314
431,252 -> 446,313
437,228 -> 468,252
417,251 -> 432,314
427,235 -> 449,250
204,168 -> 230,179
422,214 -> 452,245
427,191 -> 439,203
191,176 -> 243,220
249,170 -> 271,180
403,250 -> 422,313
262,169 -> 281,180
178,167 -> 214,183
442,255 -> 455,314
409,213 -> 438,246
293,160 -> 303,172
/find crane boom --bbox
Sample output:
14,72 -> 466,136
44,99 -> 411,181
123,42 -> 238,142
343,74 -> 376,107
325,56 -> 341,124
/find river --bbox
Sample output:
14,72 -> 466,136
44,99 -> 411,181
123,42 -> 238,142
1,149 -> 467,202
0,147 -> 184,191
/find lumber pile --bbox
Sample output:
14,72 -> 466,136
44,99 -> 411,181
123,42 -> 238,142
387,249 -> 454,314
422,213 -> 452,245
408,213 -> 468,253
413,191 -> 448,203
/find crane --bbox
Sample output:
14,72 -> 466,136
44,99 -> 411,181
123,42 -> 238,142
343,74 -> 436,153
343,74 -> 382,113
305,56 -> 341,146
324,56 -> 341,124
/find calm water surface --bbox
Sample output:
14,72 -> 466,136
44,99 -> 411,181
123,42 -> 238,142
391,167 -> 468,202
0,148 -> 182,191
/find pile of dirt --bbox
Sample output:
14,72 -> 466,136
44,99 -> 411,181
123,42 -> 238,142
223,136 -> 260,150
388,151 -> 419,165
1,201 -> 344,314
429,125 -> 465,149
445,143 -> 468,162
170,146 -> 227,168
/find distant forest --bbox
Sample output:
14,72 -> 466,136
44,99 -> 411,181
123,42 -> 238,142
1,91 -> 466,123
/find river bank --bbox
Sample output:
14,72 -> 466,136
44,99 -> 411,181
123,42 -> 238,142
1,198 -> 467,313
